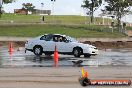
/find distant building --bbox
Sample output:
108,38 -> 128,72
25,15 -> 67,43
14,9 -> 28,15
14,9 -> 51,15
34,9 -> 51,15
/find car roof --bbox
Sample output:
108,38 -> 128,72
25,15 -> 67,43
45,34 -> 67,37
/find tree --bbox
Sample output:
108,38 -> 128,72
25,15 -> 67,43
81,0 -> 102,23
0,0 -> 15,18
3,0 -> 15,3
104,0 -> 132,30
22,3 -> 35,12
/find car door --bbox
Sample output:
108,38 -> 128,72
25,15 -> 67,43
40,34 -> 55,52
56,36 -> 74,53
52,35 -> 61,52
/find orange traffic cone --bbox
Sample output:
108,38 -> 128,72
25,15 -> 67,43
9,42 -> 13,52
9,51 -> 13,60
53,45 -> 58,66
85,72 -> 88,78
81,67 -> 89,78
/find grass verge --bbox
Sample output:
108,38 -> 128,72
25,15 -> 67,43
0,24 -> 125,38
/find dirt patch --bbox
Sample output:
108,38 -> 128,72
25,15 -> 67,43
0,41 -> 132,49
0,41 -> 25,47
83,41 -> 132,49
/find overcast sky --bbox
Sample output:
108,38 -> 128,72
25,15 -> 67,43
3,0 -> 84,15
2,0 -> 132,23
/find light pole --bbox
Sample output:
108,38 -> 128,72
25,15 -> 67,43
101,3 -> 105,25
111,15 -> 115,33
41,3 -> 44,15
51,0 -> 56,23
101,9 -> 105,25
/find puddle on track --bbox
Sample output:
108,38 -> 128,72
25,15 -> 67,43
0,46 -> 132,68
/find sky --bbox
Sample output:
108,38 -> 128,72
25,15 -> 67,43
2,0 -> 132,23
3,0 -> 84,15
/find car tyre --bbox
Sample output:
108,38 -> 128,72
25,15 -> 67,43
79,77 -> 91,86
73,48 -> 82,57
33,46 -> 43,55
84,54 -> 91,58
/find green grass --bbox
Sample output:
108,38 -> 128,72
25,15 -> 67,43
126,26 -> 132,30
0,13 -> 113,25
0,14 -> 128,38
0,14 -> 40,23
0,24 -> 125,38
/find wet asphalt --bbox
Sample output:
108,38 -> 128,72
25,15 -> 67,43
0,46 -> 132,68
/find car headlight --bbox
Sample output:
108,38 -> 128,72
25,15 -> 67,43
90,46 -> 97,50
94,47 -> 98,50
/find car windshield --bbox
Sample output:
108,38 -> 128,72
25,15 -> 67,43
66,36 -> 78,42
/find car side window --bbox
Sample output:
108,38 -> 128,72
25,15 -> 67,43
53,35 -> 60,42
53,36 -> 58,42
63,37 -> 70,43
45,34 -> 53,41
62,37 -> 67,42
58,36 -> 63,42
53,35 -> 64,42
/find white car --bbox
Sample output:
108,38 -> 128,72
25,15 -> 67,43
25,34 -> 98,57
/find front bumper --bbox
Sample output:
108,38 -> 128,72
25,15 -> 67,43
83,48 -> 98,55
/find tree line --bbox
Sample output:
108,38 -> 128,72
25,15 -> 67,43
0,0 -> 132,29
82,0 -> 132,30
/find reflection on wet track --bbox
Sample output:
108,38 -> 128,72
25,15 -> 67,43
0,46 -> 132,67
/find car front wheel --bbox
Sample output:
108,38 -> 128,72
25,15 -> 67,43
33,46 -> 43,55
73,48 -> 82,57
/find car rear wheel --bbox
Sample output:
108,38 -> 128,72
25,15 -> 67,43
73,48 -> 82,57
33,46 -> 43,55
